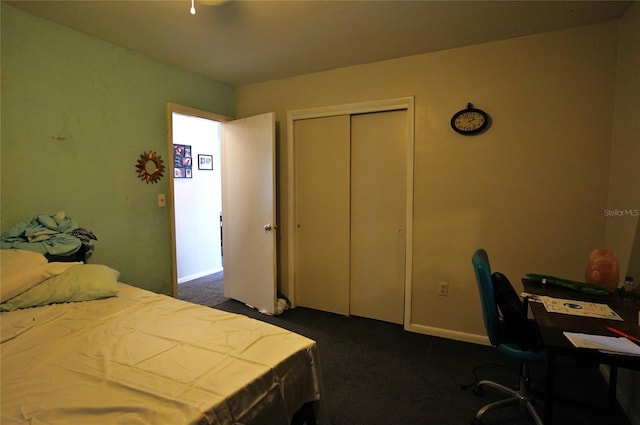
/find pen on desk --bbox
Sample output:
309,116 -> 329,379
606,326 -> 640,344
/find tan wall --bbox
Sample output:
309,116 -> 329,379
606,2 -> 640,423
236,21 -> 619,340
608,2 -> 640,277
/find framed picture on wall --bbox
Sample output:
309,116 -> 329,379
198,154 -> 213,170
173,144 -> 192,179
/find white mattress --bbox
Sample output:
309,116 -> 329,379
1,283 -> 326,424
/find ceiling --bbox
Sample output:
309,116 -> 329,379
5,0 -> 634,86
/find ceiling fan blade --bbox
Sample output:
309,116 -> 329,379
199,0 -> 228,6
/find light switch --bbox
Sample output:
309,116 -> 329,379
158,193 -> 166,207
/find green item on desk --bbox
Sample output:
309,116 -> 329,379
524,273 -> 612,296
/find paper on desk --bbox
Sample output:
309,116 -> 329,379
563,332 -> 640,355
540,296 -> 623,321
521,292 -> 542,302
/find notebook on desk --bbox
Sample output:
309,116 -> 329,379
563,332 -> 640,356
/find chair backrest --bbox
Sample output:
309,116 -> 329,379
471,249 -> 501,346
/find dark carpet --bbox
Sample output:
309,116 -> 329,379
179,276 -> 632,425
177,271 -> 226,307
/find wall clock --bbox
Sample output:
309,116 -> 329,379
450,103 -> 489,135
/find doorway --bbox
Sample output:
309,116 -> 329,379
167,104 -> 278,314
172,112 -> 223,282
167,103 -> 231,298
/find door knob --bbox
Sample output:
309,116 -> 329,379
264,224 -> 272,232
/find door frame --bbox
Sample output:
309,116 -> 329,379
166,102 -> 232,297
286,97 -> 415,328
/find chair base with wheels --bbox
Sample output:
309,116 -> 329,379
471,362 -> 543,425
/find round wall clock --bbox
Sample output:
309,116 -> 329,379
450,103 -> 489,135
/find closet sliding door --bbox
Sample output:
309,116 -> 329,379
294,115 -> 351,315
350,111 -> 406,324
293,109 -> 407,324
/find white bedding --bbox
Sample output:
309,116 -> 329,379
1,283 -> 326,425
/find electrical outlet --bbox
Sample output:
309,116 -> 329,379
438,282 -> 449,297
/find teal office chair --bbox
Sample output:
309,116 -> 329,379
471,249 -> 545,425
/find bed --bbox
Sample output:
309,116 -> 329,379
0,250 -> 327,425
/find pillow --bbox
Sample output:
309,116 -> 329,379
0,249 -> 80,302
0,264 -> 120,312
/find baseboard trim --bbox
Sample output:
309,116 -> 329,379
178,267 -> 223,284
407,322 -> 490,346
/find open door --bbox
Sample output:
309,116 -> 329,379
222,112 -> 277,314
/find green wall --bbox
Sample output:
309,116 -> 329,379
1,4 -> 235,294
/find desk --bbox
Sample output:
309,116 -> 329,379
523,282 -> 640,425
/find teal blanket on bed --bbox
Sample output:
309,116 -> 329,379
1,212 -> 82,256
